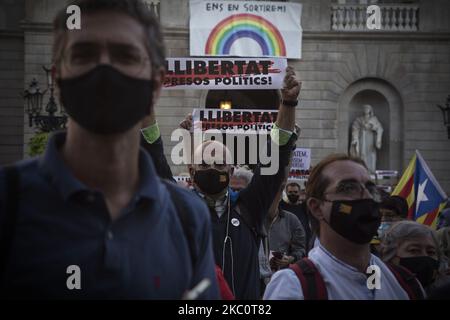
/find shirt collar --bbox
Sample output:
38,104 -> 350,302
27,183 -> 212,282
39,132 -> 88,201
194,188 -> 228,204
39,131 -> 159,203
194,188 -> 229,218
316,242 -> 376,274
135,147 -> 160,202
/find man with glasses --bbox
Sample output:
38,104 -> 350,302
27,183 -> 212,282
0,0 -> 219,299
264,154 -> 423,299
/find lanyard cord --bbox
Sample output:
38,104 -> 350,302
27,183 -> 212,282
221,195 -> 235,295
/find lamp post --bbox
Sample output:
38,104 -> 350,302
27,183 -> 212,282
23,66 -> 67,133
437,95 -> 450,139
23,78 -> 45,127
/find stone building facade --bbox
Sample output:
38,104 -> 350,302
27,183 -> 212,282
0,0 -> 449,193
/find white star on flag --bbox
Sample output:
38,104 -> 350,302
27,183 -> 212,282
416,178 -> 429,213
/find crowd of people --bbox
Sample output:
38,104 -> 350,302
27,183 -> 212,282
0,0 -> 449,300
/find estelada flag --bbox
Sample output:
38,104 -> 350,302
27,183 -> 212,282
392,150 -> 448,229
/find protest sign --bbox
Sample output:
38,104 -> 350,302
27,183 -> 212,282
174,175 -> 192,186
164,58 -> 287,90
375,170 -> 399,194
375,170 -> 398,179
192,108 -> 278,133
190,0 -> 302,59
290,148 -> 311,171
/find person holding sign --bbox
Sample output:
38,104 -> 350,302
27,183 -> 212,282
174,66 -> 301,299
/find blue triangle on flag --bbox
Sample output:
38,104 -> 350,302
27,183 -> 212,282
414,151 -> 447,219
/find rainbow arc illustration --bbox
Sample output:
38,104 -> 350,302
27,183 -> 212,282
205,13 -> 287,57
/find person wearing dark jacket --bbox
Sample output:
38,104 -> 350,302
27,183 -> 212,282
141,115 -> 237,300
148,68 -> 301,299
267,183 -> 306,271
279,182 -> 312,250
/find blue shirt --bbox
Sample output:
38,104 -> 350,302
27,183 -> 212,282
0,132 -> 219,299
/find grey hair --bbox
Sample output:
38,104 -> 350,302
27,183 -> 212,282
52,0 -> 166,71
380,220 -> 441,263
232,167 -> 254,185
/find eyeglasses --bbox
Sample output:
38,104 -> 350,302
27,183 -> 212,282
324,180 -> 382,203
63,43 -> 150,78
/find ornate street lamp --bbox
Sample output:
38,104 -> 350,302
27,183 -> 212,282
437,95 -> 450,139
23,78 -> 45,127
23,66 -> 67,132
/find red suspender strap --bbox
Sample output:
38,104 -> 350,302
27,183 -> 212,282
303,258 -> 327,300
289,258 -> 328,300
290,261 -> 310,299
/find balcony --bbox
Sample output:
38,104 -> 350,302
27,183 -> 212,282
331,4 -> 419,32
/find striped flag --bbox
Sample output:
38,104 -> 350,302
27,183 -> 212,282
392,150 -> 448,229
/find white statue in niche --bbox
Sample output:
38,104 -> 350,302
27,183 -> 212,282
349,104 -> 383,173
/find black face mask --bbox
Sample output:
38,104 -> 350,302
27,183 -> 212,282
58,65 -> 154,134
287,194 -> 299,204
398,256 -> 439,288
194,168 -> 230,195
327,198 -> 381,244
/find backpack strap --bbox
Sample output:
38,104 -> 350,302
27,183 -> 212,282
386,263 -> 425,300
0,166 -> 20,286
289,257 -> 328,300
162,180 -> 197,270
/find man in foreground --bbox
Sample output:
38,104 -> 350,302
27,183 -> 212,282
0,0 -> 218,299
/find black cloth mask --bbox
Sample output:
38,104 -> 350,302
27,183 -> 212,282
194,168 -> 230,195
398,256 -> 439,288
326,198 -> 381,244
287,194 -> 300,204
58,65 -> 154,134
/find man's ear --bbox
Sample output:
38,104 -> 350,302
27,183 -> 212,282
307,197 -> 325,222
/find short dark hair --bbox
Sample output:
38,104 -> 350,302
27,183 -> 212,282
381,195 -> 408,219
306,153 -> 367,235
286,182 -> 301,191
52,0 -> 165,72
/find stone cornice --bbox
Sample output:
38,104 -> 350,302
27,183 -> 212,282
0,29 -> 24,38
163,27 -> 450,42
19,20 -> 52,32
10,22 -> 450,42
303,31 -> 450,42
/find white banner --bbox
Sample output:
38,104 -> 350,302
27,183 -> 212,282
189,0 -> 302,59
164,57 -> 287,90
290,148 -> 311,171
192,108 -> 278,133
